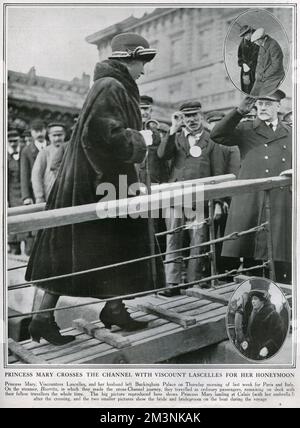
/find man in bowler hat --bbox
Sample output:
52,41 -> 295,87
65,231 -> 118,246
250,28 -> 285,96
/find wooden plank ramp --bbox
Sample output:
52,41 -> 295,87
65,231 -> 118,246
7,277 -> 292,365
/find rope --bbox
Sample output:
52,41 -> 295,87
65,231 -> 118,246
7,261 -> 270,319
155,218 -> 209,237
163,251 -> 213,265
8,264 -> 28,271
7,222 -> 268,291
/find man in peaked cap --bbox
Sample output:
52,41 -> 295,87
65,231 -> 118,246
26,32 -> 165,345
238,25 -> 259,94
211,91 -> 292,284
250,28 -> 285,96
157,100 -> 241,294
205,111 -> 226,132
239,277 -> 285,360
137,94 -> 169,185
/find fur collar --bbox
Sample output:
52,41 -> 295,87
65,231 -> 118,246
93,59 -> 140,102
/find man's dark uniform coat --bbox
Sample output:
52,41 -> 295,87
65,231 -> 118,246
244,301 -> 285,360
26,60 -> 165,298
250,35 -> 285,96
210,109 -> 292,263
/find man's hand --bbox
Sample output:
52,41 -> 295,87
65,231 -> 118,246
241,341 -> 248,350
259,347 -> 268,358
237,96 -> 256,115
170,111 -> 184,135
279,169 -> 292,177
243,63 -> 250,72
23,198 -> 33,205
36,197 -> 45,204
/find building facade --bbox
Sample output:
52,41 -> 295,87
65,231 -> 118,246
86,7 -> 292,119
8,67 -> 90,135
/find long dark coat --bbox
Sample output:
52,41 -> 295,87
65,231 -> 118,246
25,60 -> 165,298
20,142 -> 40,201
8,153 -> 22,208
245,301 -> 285,360
250,36 -> 285,96
210,109 -> 292,262
237,38 -> 259,94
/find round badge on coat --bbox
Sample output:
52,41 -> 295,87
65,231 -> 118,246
189,146 -> 202,157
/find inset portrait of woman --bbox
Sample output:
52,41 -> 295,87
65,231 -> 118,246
224,9 -> 290,97
226,277 -> 290,361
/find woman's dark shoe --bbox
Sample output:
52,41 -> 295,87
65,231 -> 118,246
29,318 -> 75,346
99,303 -> 148,331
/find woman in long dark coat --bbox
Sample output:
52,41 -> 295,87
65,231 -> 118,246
241,288 -> 285,360
237,25 -> 259,94
26,33 -> 165,345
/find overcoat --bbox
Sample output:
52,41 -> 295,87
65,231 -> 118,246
250,36 -> 285,96
25,60 -> 165,298
157,129 -> 240,182
244,301 -> 285,360
210,109 -> 292,262
237,38 -> 259,94
8,153 -> 22,207
20,142 -> 40,201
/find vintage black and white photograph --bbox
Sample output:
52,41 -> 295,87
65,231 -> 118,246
226,277 -> 290,361
5,4 -> 294,370
224,8 -> 290,96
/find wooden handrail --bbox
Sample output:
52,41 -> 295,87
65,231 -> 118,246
7,174 -> 235,217
8,175 -> 291,234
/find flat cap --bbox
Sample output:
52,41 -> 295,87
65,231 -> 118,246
30,118 -> 46,131
251,27 -> 265,43
206,111 -> 225,123
179,101 -> 202,114
47,122 -> 66,130
8,129 -> 20,139
109,32 -> 157,62
239,25 -> 254,37
248,277 -> 271,300
257,89 -> 286,102
22,129 -> 31,137
283,110 -> 292,121
140,95 -> 153,107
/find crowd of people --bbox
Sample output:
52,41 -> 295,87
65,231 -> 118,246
7,31 -> 292,347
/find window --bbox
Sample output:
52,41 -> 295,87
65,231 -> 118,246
170,37 -> 182,67
198,29 -> 210,60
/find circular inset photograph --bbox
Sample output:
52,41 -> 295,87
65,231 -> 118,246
224,9 -> 290,97
226,277 -> 290,361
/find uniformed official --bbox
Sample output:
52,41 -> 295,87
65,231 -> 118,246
210,90 -> 292,283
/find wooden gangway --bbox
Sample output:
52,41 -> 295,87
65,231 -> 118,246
7,174 -> 293,364
8,276 -> 292,365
